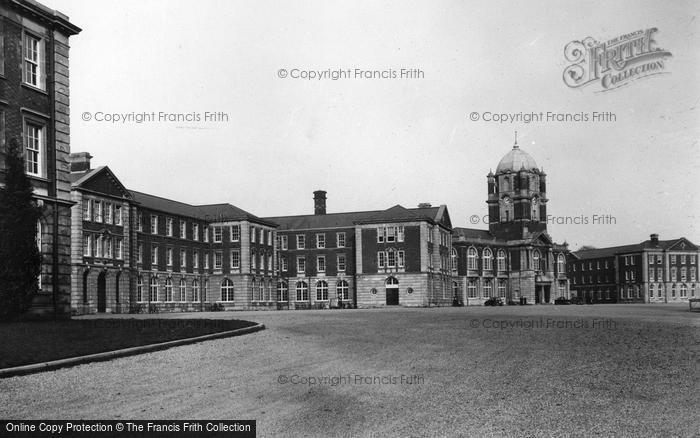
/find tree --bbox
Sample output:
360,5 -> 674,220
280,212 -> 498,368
0,138 -> 44,320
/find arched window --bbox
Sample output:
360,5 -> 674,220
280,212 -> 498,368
296,281 -> 309,301
386,277 -> 399,286
467,247 -> 477,270
502,176 -> 510,191
497,250 -> 506,271
671,284 -> 676,298
164,278 -> 173,302
532,250 -> 541,271
498,280 -> 506,297
557,254 -> 565,273
251,279 -> 257,301
221,279 -> 234,302
451,248 -> 458,272
203,279 -> 208,302
680,284 -> 687,298
137,275 -> 144,302
483,248 -> 493,271
558,281 -> 566,298
467,279 -> 478,298
277,281 -> 288,302
149,277 -> 158,302
337,280 -> 349,300
316,281 -> 328,301
179,278 -> 187,301
483,280 -> 492,298
192,279 -> 200,302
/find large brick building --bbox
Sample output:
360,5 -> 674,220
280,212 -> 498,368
568,235 -> 698,303
452,139 -> 570,305
0,0 -> 80,317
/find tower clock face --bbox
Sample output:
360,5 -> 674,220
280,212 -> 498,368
502,196 -> 512,205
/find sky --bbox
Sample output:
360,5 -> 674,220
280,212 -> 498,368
49,0 -> 700,250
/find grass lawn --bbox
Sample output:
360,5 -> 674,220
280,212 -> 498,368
0,305 -> 697,436
0,318 -> 256,369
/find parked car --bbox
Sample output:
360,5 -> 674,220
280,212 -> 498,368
484,297 -> 504,306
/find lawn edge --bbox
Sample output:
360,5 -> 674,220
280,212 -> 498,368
0,322 -> 265,379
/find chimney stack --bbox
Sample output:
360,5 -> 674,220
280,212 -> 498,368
650,234 -> 659,245
314,190 -> 327,215
69,152 -> 92,173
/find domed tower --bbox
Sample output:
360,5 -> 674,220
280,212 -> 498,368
487,133 -> 548,240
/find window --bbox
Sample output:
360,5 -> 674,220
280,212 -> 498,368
671,267 -> 677,281
558,281 -> 566,298
691,267 -> 696,281
316,281 -> 328,301
136,276 -> 144,302
214,251 -> 222,270
230,225 -> 240,242
180,220 -> 186,239
179,279 -> 187,301
180,249 -> 186,268
337,280 -> 349,300
151,215 -> 158,234
398,250 -> 405,268
467,248 -> 477,270
84,199 -> 93,221
483,280 -> 492,298
296,281 -> 309,301
483,248 -> 493,271
297,235 -> 305,249
115,239 -> 123,259
23,33 -> 42,88
268,255 -> 273,272
151,245 -> 158,265
114,205 -> 122,225
192,279 -> 200,302
497,250 -> 506,271
281,257 -> 288,272
671,284 -> 676,298
498,280 -> 506,297
281,235 -> 288,250
337,232 -> 346,248
213,226 -> 222,243
166,218 -> 173,236
193,223 -> 199,241
557,254 -> 565,273
251,227 -> 256,243
83,234 -> 92,257
137,212 -> 143,231
337,254 -> 346,272
259,254 -> 264,272
105,203 -> 113,224
251,253 -> 257,270
166,248 -> 173,266
451,248 -> 458,272
681,267 -> 687,282
691,255 -> 697,264
671,255 -> 676,264
386,226 -> 396,243
221,279 -> 234,302
387,250 -> 396,268
468,280 -> 478,298
532,250 -> 541,271
277,281 -> 289,302
649,269 -> 655,282
204,227 -> 209,242
204,252 -> 210,269
297,256 -> 306,274
316,256 -> 326,273
378,251 -> 386,268
268,230 -> 273,246
316,233 -> 326,249
377,227 -> 384,243
397,226 -> 405,242
680,284 -> 687,298
193,251 -> 199,269
149,277 -> 158,301
203,280 -> 209,301
230,250 -> 240,269
260,228 -> 265,243
164,278 -> 173,302
657,268 -> 663,281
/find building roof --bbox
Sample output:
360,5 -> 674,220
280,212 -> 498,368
496,144 -> 539,174
128,190 -> 277,227
453,227 -> 497,241
264,205 -> 448,231
13,0 -> 82,35
572,238 -> 697,259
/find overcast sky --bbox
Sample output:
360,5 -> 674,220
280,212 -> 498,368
50,0 -> 699,249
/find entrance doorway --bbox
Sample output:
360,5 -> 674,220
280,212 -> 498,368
97,272 -> 106,313
386,277 -> 399,306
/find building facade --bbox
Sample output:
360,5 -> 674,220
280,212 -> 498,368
452,140 -> 570,305
0,0 -> 80,317
568,235 -> 699,303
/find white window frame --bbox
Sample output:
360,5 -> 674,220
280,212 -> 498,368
281,235 -> 288,250
180,220 -> 186,239
151,215 -> 158,234
193,223 -> 200,241
213,226 -> 222,243
230,224 -> 240,242
230,250 -> 240,269
316,233 -> 326,249
214,251 -> 222,270
297,235 -> 305,250
166,218 -> 174,237
337,254 -> 346,272
336,232 -> 346,248
317,255 -> 326,273
180,249 -> 187,268
23,32 -> 42,88
297,256 -> 306,274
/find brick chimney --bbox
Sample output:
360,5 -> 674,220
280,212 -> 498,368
69,152 -> 92,173
314,190 -> 327,215
650,234 -> 659,245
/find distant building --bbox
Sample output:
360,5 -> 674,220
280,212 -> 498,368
452,139 -> 569,305
0,0 -> 80,317
568,235 -> 699,303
